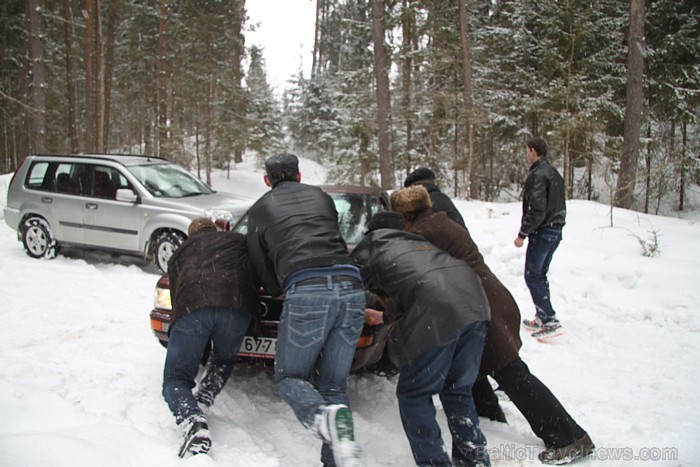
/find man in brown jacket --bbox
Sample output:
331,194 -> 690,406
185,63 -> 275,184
163,217 -> 259,458
391,186 -> 594,465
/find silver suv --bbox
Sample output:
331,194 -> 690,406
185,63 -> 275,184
3,154 -> 253,271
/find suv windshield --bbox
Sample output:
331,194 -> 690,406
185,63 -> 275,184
127,163 -> 214,198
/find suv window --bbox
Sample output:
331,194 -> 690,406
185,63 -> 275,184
55,163 -> 80,194
26,162 -> 50,190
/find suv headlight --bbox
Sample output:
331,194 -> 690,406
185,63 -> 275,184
154,286 -> 172,310
205,209 -> 235,225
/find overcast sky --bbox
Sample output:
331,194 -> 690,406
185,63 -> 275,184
246,0 -> 317,94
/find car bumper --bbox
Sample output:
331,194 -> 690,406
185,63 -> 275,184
3,207 -> 19,232
149,307 -> 388,372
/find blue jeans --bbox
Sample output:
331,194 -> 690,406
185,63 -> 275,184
275,275 -> 366,467
163,306 -> 251,424
525,227 -> 563,323
396,320 -> 490,467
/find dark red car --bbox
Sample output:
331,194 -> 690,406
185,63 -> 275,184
150,186 -> 391,372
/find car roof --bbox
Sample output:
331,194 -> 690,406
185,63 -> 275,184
318,185 -> 384,196
27,153 -> 169,167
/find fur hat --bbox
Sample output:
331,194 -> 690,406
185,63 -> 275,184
403,167 -> 436,187
265,153 -> 299,185
188,217 -> 217,237
367,211 -> 405,232
391,185 -> 433,215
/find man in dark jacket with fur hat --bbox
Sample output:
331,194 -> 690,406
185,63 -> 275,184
351,211 -> 491,467
392,185 -> 594,465
163,217 -> 259,458
405,167 -> 509,423
403,167 -> 465,227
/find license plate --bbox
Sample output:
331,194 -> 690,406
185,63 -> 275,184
238,336 -> 276,359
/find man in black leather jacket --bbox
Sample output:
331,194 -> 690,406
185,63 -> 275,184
246,153 -> 365,467
514,138 -> 567,340
352,211 -> 491,467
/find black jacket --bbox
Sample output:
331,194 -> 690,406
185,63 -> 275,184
168,231 -> 259,326
424,184 -> 466,228
246,181 -> 352,296
519,158 -> 567,237
351,228 -> 490,368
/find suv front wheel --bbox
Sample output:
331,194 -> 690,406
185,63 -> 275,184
154,231 -> 185,273
21,216 -> 59,259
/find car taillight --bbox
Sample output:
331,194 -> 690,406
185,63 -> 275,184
154,286 -> 171,310
150,318 -> 165,332
8,156 -> 27,189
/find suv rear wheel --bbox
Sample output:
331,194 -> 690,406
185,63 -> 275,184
154,231 -> 185,273
21,216 -> 59,259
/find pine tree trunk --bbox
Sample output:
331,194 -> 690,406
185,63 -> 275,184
231,0 -> 245,164
644,123 -> 651,213
62,0 -> 79,152
679,121 -> 686,211
312,0 -> 322,77
157,0 -> 169,159
205,82 -> 212,185
371,0 -> 394,189
85,0 -> 95,152
27,0 -> 46,153
458,0 -> 476,199
615,0 -> 645,209
401,0 -> 415,173
102,1 -> 118,151
95,0 -> 105,153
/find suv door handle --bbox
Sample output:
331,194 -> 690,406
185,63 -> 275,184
85,202 -> 98,210
41,197 -> 53,204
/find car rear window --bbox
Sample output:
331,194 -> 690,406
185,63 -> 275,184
232,191 -> 382,247
332,193 -> 380,245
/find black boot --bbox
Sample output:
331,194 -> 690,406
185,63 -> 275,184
473,377 -> 508,423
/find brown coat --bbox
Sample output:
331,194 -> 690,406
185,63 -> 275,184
408,210 -> 522,374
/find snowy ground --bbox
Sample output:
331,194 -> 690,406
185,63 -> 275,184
1,157 -> 699,466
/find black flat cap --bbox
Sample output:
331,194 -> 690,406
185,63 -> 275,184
368,211 -> 405,232
403,167 -> 436,187
265,153 -> 299,185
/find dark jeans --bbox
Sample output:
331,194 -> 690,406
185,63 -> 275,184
524,226 -> 562,323
483,357 -> 587,449
396,320 -> 490,467
162,306 -> 251,424
275,274 -> 366,467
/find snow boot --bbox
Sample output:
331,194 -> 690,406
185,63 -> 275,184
195,360 -> 232,408
178,415 -> 211,458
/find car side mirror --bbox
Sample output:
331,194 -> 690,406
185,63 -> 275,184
116,188 -> 138,203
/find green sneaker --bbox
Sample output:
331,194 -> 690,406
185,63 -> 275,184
320,404 -> 363,467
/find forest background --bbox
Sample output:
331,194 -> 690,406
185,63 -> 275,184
1,0 -> 698,215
